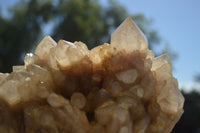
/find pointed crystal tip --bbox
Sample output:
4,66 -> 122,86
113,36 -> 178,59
111,17 -> 148,52
35,36 -> 57,61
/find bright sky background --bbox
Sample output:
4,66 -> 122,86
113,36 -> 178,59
0,0 -> 200,92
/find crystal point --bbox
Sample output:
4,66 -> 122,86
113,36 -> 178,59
152,54 -> 172,71
111,17 -> 148,52
35,36 -> 57,62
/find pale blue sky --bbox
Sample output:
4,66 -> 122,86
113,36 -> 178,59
0,0 -> 200,91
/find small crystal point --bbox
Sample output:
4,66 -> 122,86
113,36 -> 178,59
111,17 -> 148,52
55,40 -> 73,68
151,54 -> 172,72
35,36 -> 57,61
151,54 -> 172,80
55,40 -> 90,71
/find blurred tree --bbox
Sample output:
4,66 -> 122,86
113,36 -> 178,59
52,0 -> 110,49
194,74 -> 200,83
52,0 -> 161,50
0,0 -> 54,72
0,0 -> 172,72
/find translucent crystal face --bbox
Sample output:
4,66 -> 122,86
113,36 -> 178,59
35,36 -> 57,62
0,17 -> 184,133
111,17 -> 148,53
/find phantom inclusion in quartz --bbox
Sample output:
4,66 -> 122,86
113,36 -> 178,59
0,17 -> 184,133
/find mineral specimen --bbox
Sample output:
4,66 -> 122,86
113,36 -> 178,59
0,17 -> 184,133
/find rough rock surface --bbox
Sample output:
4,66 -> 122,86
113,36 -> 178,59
0,17 -> 184,133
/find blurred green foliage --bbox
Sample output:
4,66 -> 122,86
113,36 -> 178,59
0,0 -> 54,72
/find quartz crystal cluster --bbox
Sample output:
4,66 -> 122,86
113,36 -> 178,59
0,17 -> 184,133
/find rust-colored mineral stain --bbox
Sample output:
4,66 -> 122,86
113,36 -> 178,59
0,17 -> 184,133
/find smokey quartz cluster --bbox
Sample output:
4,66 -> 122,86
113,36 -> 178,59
0,17 -> 184,133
